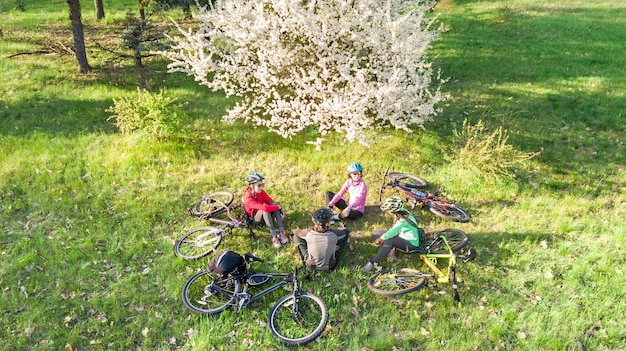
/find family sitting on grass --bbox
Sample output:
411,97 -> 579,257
242,162 -> 424,273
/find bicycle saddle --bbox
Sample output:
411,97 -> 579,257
244,252 -> 264,263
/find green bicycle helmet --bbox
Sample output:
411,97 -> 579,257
380,196 -> 406,213
312,208 -> 334,225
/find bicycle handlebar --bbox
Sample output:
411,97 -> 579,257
244,252 -> 264,263
378,166 -> 391,202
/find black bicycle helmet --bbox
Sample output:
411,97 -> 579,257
312,208 -> 334,225
245,173 -> 264,185
347,162 -> 363,173
380,196 -> 406,213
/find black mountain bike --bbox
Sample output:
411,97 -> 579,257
182,252 -> 329,346
379,167 -> 471,223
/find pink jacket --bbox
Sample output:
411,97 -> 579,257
243,188 -> 280,216
328,178 -> 368,213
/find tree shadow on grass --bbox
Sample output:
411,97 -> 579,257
430,3 -> 626,190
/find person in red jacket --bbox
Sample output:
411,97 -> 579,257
243,173 -> 288,248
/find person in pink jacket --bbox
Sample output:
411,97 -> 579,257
325,162 -> 368,222
243,173 -> 288,248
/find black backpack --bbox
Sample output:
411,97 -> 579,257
208,250 -> 246,276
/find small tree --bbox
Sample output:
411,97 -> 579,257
120,12 -> 168,87
159,0 -> 449,145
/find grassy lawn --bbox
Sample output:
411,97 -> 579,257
1,0 -> 624,350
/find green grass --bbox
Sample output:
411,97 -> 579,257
1,0 -> 625,350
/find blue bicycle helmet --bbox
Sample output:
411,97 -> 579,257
347,162 -> 363,173
245,173 -> 264,185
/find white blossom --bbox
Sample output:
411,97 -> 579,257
158,0 -> 449,145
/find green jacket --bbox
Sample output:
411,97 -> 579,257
380,213 -> 420,247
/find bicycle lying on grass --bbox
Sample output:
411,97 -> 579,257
379,167 -> 471,223
174,192 -> 257,260
182,251 -> 329,346
367,228 -> 476,302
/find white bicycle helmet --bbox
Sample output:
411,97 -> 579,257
380,196 -> 406,213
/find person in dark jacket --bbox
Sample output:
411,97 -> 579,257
292,208 -> 349,271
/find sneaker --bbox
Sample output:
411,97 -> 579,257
279,232 -> 289,245
361,261 -> 374,273
272,236 -> 282,249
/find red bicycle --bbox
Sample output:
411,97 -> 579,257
378,168 -> 471,223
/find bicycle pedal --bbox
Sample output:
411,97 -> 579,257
462,248 -> 477,262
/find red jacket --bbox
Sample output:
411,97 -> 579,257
243,188 -> 280,216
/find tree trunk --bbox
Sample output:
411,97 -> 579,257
138,0 -> 146,24
68,0 -> 90,73
94,0 -> 105,20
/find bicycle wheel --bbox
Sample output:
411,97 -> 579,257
388,172 -> 428,188
268,292 -> 329,346
424,228 -> 469,254
174,226 -> 223,260
367,268 -> 426,296
428,201 -> 471,223
190,192 -> 234,218
182,270 -> 240,315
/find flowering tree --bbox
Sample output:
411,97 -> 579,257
159,0 -> 449,145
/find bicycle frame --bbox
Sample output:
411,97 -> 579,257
202,197 -> 246,227
229,261 -> 306,313
382,176 -> 434,205
192,226 -> 231,247
200,195 -> 256,241
378,167 -> 471,223
418,249 -> 457,285
415,235 -> 460,300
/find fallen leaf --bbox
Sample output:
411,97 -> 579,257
349,307 -> 359,317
